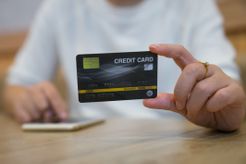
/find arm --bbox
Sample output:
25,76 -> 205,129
3,1 -> 68,123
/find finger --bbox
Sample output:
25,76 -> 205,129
206,84 -> 245,112
12,101 -> 32,123
19,91 -> 41,121
186,74 -> 229,118
174,63 -> 213,110
143,93 -> 186,116
43,110 -> 55,123
149,44 -> 197,69
40,82 -> 68,121
27,85 -> 49,112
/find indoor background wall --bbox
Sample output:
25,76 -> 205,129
0,0 -> 43,34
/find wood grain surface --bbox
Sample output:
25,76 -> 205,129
0,114 -> 246,164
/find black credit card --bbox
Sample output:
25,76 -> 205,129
76,51 -> 158,103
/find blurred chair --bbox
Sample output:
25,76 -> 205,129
218,0 -> 246,89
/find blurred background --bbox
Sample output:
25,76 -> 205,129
0,0 -> 246,108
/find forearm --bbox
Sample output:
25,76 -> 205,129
3,85 -> 20,113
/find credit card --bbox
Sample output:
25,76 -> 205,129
76,51 -> 158,103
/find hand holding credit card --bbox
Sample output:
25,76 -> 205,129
76,51 -> 158,102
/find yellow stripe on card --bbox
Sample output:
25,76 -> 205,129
79,86 -> 157,94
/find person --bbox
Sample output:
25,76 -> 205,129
3,0 -> 245,131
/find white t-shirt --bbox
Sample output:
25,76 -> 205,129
7,0 -> 239,118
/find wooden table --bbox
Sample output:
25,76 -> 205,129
0,114 -> 246,164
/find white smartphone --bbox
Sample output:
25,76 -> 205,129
22,118 -> 105,131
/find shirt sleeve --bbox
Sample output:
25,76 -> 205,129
188,0 -> 240,80
6,0 -> 59,86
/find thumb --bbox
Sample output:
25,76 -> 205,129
143,93 -> 186,116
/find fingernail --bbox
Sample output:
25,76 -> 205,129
60,112 -> 67,119
150,44 -> 159,51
